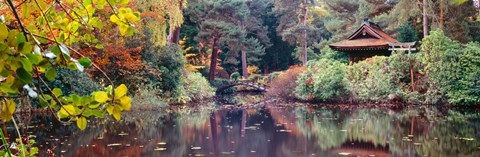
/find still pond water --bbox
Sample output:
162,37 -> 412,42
11,103 -> 480,157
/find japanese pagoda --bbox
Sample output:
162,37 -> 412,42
329,19 -> 414,63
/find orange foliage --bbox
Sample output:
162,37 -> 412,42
266,66 -> 305,99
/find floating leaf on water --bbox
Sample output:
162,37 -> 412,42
61,150 -> 66,153
191,147 -> 202,150
221,152 -> 232,155
339,152 -> 351,156
107,143 -> 122,147
194,154 -> 205,156
118,133 -> 128,136
250,150 -> 256,153
157,142 -> 167,145
278,129 -> 292,132
413,143 -> 422,145
254,123 -> 261,126
408,135 -> 414,137
154,147 -> 167,151
339,130 -> 347,132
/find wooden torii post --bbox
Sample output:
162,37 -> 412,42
388,42 -> 418,91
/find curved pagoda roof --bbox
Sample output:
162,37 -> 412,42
329,20 -> 399,51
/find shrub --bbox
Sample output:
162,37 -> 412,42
49,68 -> 102,96
318,47 -> 349,64
417,30 -> 463,104
444,42 -> 480,105
230,72 -> 241,80
131,84 -> 167,109
183,72 -> 216,101
266,66 -> 305,99
346,56 -> 401,103
145,44 -> 186,98
294,59 -> 348,101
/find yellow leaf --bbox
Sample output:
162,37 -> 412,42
112,106 -> 121,121
77,117 -> 87,130
114,84 -> 128,98
59,105 -> 75,118
110,15 -> 120,24
119,96 -> 131,111
6,99 -> 15,114
119,25 -> 129,36
94,91 -> 109,103
106,105 -> 114,115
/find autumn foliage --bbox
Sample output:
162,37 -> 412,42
266,66 -> 305,99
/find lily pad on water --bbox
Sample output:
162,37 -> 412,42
154,147 -> 167,151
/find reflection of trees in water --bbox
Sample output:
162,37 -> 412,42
293,106 -> 348,151
289,106 -> 480,157
390,107 -> 480,157
343,108 -> 394,148
23,104 -> 480,156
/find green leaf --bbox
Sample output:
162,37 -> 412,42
26,53 -> 40,65
91,109 -> 104,118
114,84 -> 128,98
16,68 -> 32,83
94,91 -> 109,103
19,58 -> 32,72
119,0 -> 129,5
76,117 -> 87,130
21,4 -> 31,19
18,42 -> 33,54
78,57 -> 92,67
95,44 -> 104,49
52,88 -> 62,97
67,62 -> 78,70
0,24 -> 8,40
45,67 -> 57,81
51,45 -> 61,55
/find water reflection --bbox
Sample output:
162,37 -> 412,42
8,105 -> 480,157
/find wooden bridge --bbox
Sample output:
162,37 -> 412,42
216,80 -> 269,94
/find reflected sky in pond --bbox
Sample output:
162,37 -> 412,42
10,105 -> 480,157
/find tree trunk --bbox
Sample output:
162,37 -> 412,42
302,0 -> 308,65
440,0 -> 444,29
241,50 -> 248,79
167,27 -> 181,45
167,0 -> 183,45
209,37 -> 219,81
423,0 -> 429,37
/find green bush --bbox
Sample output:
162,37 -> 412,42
417,30 -> 463,104
346,56 -> 401,103
183,72 -> 215,101
131,84 -> 167,109
318,47 -> 349,64
145,44 -> 186,98
294,59 -> 348,101
444,42 -> 480,105
49,68 -> 102,96
230,72 -> 241,80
